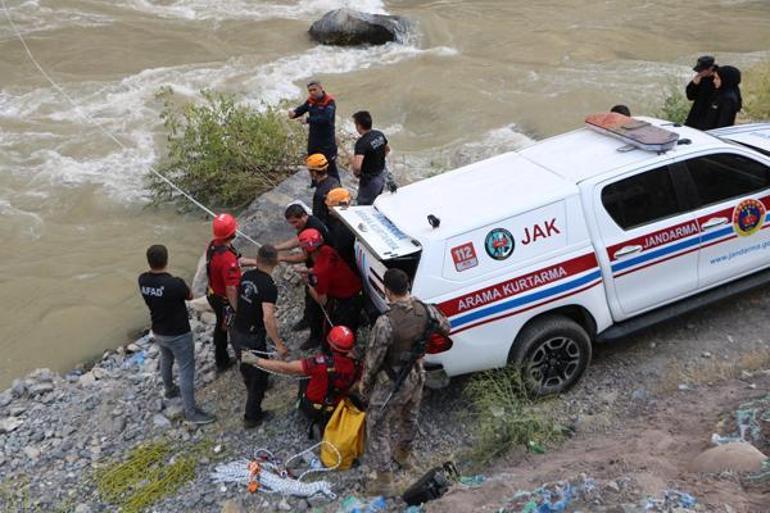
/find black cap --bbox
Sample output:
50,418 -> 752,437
693,55 -> 715,72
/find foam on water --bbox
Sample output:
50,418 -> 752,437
122,0 -> 386,21
0,0 -> 113,39
0,42 -> 458,202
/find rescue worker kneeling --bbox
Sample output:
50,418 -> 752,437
247,326 -> 361,435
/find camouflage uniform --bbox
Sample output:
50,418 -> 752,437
361,297 -> 451,472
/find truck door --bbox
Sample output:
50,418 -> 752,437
681,152 -> 770,288
594,163 -> 699,317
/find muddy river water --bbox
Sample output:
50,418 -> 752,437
1,0 -> 769,387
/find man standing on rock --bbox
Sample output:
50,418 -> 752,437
350,111 -> 392,205
288,80 -> 340,183
359,269 -> 450,495
230,245 -> 289,429
139,244 -> 215,425
206,213 -> 256,373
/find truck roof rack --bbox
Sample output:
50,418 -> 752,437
585,113 -> 679,153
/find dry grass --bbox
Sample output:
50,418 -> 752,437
742,61 -> 770,122
656,347 -> 770,394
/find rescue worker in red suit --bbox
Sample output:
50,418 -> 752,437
206,213 -> 255,372
297,228 -> 362,350
247,326 -> 361,435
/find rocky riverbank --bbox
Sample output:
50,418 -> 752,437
0,266 -> 473,513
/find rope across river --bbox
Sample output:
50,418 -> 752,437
0,0 -> 260,247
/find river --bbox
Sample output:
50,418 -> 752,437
1,0 -> 769,388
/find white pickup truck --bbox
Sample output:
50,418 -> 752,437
336,118 -> 770,395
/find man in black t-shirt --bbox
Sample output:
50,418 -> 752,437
350,111 -> 391,205
230,245 -> 288,428
138,245 -> 214,425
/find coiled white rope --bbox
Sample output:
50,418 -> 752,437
0,0 -> 260,247
210,442 -> 341,499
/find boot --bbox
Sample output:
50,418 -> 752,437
365,470 -> 397,497
393,447 -> 417,472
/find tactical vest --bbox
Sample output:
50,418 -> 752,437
384,298 -> 430,369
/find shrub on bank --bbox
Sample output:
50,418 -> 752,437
655,79 -> 690,125
465,367 -> 564,466
149,88 -> 306,210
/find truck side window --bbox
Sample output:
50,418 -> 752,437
684,153 -> 770,207
601,165 -> 680,230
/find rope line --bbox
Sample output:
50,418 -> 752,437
1,0 -> 260,247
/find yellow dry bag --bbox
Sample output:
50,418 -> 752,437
321,397 -> 366,470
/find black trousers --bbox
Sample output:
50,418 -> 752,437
305,287 -> 324,341
231,328 -> 269,422
330,294 -> 362,333
206,293 -> 231,369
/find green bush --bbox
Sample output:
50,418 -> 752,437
465,367 -> 564,466
149,88 -> 305,210
655,79 -> 690,124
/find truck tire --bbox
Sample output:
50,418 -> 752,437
510,315 -> 592,396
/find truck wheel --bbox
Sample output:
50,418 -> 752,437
510,315 -> 592,396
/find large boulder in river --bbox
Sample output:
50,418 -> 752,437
309,8 -> 410,46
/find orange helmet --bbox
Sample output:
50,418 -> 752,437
327,326 -> 355,352
297,228 -> 324,251
305,153 -> 329,171
325,187 -> 352,207
212,213 -> 237,239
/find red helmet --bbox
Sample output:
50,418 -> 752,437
327,326 -> 355,352
212,213 -> 237,239
297,228 -> 324,251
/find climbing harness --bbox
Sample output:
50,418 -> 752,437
0,0 -> 260,247
210,442 -> 341,499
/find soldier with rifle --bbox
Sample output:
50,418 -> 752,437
359,268 -> 451,496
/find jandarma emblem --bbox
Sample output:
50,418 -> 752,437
733,199 -> 766,237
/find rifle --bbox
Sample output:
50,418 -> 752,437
380,301 -> 440,410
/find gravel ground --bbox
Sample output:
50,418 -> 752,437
1,262 -> 769,513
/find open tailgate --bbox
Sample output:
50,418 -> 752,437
333,205 -> 421,260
